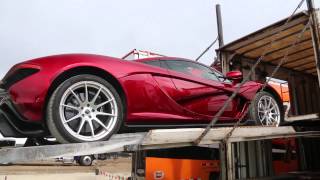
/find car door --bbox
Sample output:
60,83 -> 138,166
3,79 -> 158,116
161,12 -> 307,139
161,59 -> 238,120
136,59 -> 212,123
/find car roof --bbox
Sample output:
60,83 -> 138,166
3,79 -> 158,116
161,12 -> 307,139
134,56 -> 195,63
134,56 -> 223,74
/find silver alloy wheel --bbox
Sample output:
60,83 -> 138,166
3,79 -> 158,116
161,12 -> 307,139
59,81 -> 118,141
257,95 -> 280,126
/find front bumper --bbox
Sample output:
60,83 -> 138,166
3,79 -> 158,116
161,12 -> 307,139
0,88 -> 47,138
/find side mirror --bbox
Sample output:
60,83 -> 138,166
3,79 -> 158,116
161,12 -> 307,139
226,71 -> 243,83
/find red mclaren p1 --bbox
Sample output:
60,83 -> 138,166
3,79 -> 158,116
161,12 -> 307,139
0,54 -> 283,143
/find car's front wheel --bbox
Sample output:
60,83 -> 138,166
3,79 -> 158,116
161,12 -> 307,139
249,91 -> 282,127
47,74 -> 123,143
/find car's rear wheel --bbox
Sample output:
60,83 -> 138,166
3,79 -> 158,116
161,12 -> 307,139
47,74 -> 123,143
249,91 -> 282,127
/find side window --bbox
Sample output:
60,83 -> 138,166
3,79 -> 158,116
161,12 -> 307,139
165,60 -> 220,81
142,60 -> 161,68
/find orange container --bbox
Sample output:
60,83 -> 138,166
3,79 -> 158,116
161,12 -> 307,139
145,157 -> 220,180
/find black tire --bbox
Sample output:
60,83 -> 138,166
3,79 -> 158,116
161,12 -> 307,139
79,155 -> 93,166
47,74 -> 123,143
249,91 -> 283,126
98,153 -> 107,160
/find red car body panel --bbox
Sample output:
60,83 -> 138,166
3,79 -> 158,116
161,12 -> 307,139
4,54 -> 272,126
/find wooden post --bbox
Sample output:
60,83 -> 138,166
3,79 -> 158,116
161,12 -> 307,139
288,73 -> 300,115
219,142 -> 227,180
306,0 -> 320,87
221,52 -> 233,74
226,142 -> 235,180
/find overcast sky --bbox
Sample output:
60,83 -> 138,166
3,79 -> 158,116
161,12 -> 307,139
0,0 -> 319,79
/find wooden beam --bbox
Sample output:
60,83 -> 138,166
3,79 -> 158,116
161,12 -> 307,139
307,0 -> 320,87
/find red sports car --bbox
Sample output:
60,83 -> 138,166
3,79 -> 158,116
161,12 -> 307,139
0,54 -> 283,143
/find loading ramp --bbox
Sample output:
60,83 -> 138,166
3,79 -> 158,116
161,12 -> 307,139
0,126 -> 319,165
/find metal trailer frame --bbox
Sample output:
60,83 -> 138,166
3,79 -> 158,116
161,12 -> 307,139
1,125 -> 320,179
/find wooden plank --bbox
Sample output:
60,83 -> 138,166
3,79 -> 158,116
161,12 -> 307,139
244,36 -> 311,59
292,60 -> 315,68
236,24 -> 306,54
295,63 -> 316,71
285,113 -> 319,122
142,126 -> 320,146
306,68 -> 317,73
263,40 -> 313,61
226,15 -> 309,51
238,26 -> 310,55
268,46 -> 314,62
272,48 -> 314,64
142,127 -> 297,146
308,68 -> 318,73
282,53 -> 315,66
283,56 -> 315,68
289,61 -> 315,70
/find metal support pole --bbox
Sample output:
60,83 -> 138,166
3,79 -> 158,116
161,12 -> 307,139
216,4 -> 224,47
306,0 -> 320,87
216,4 -> 226,74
